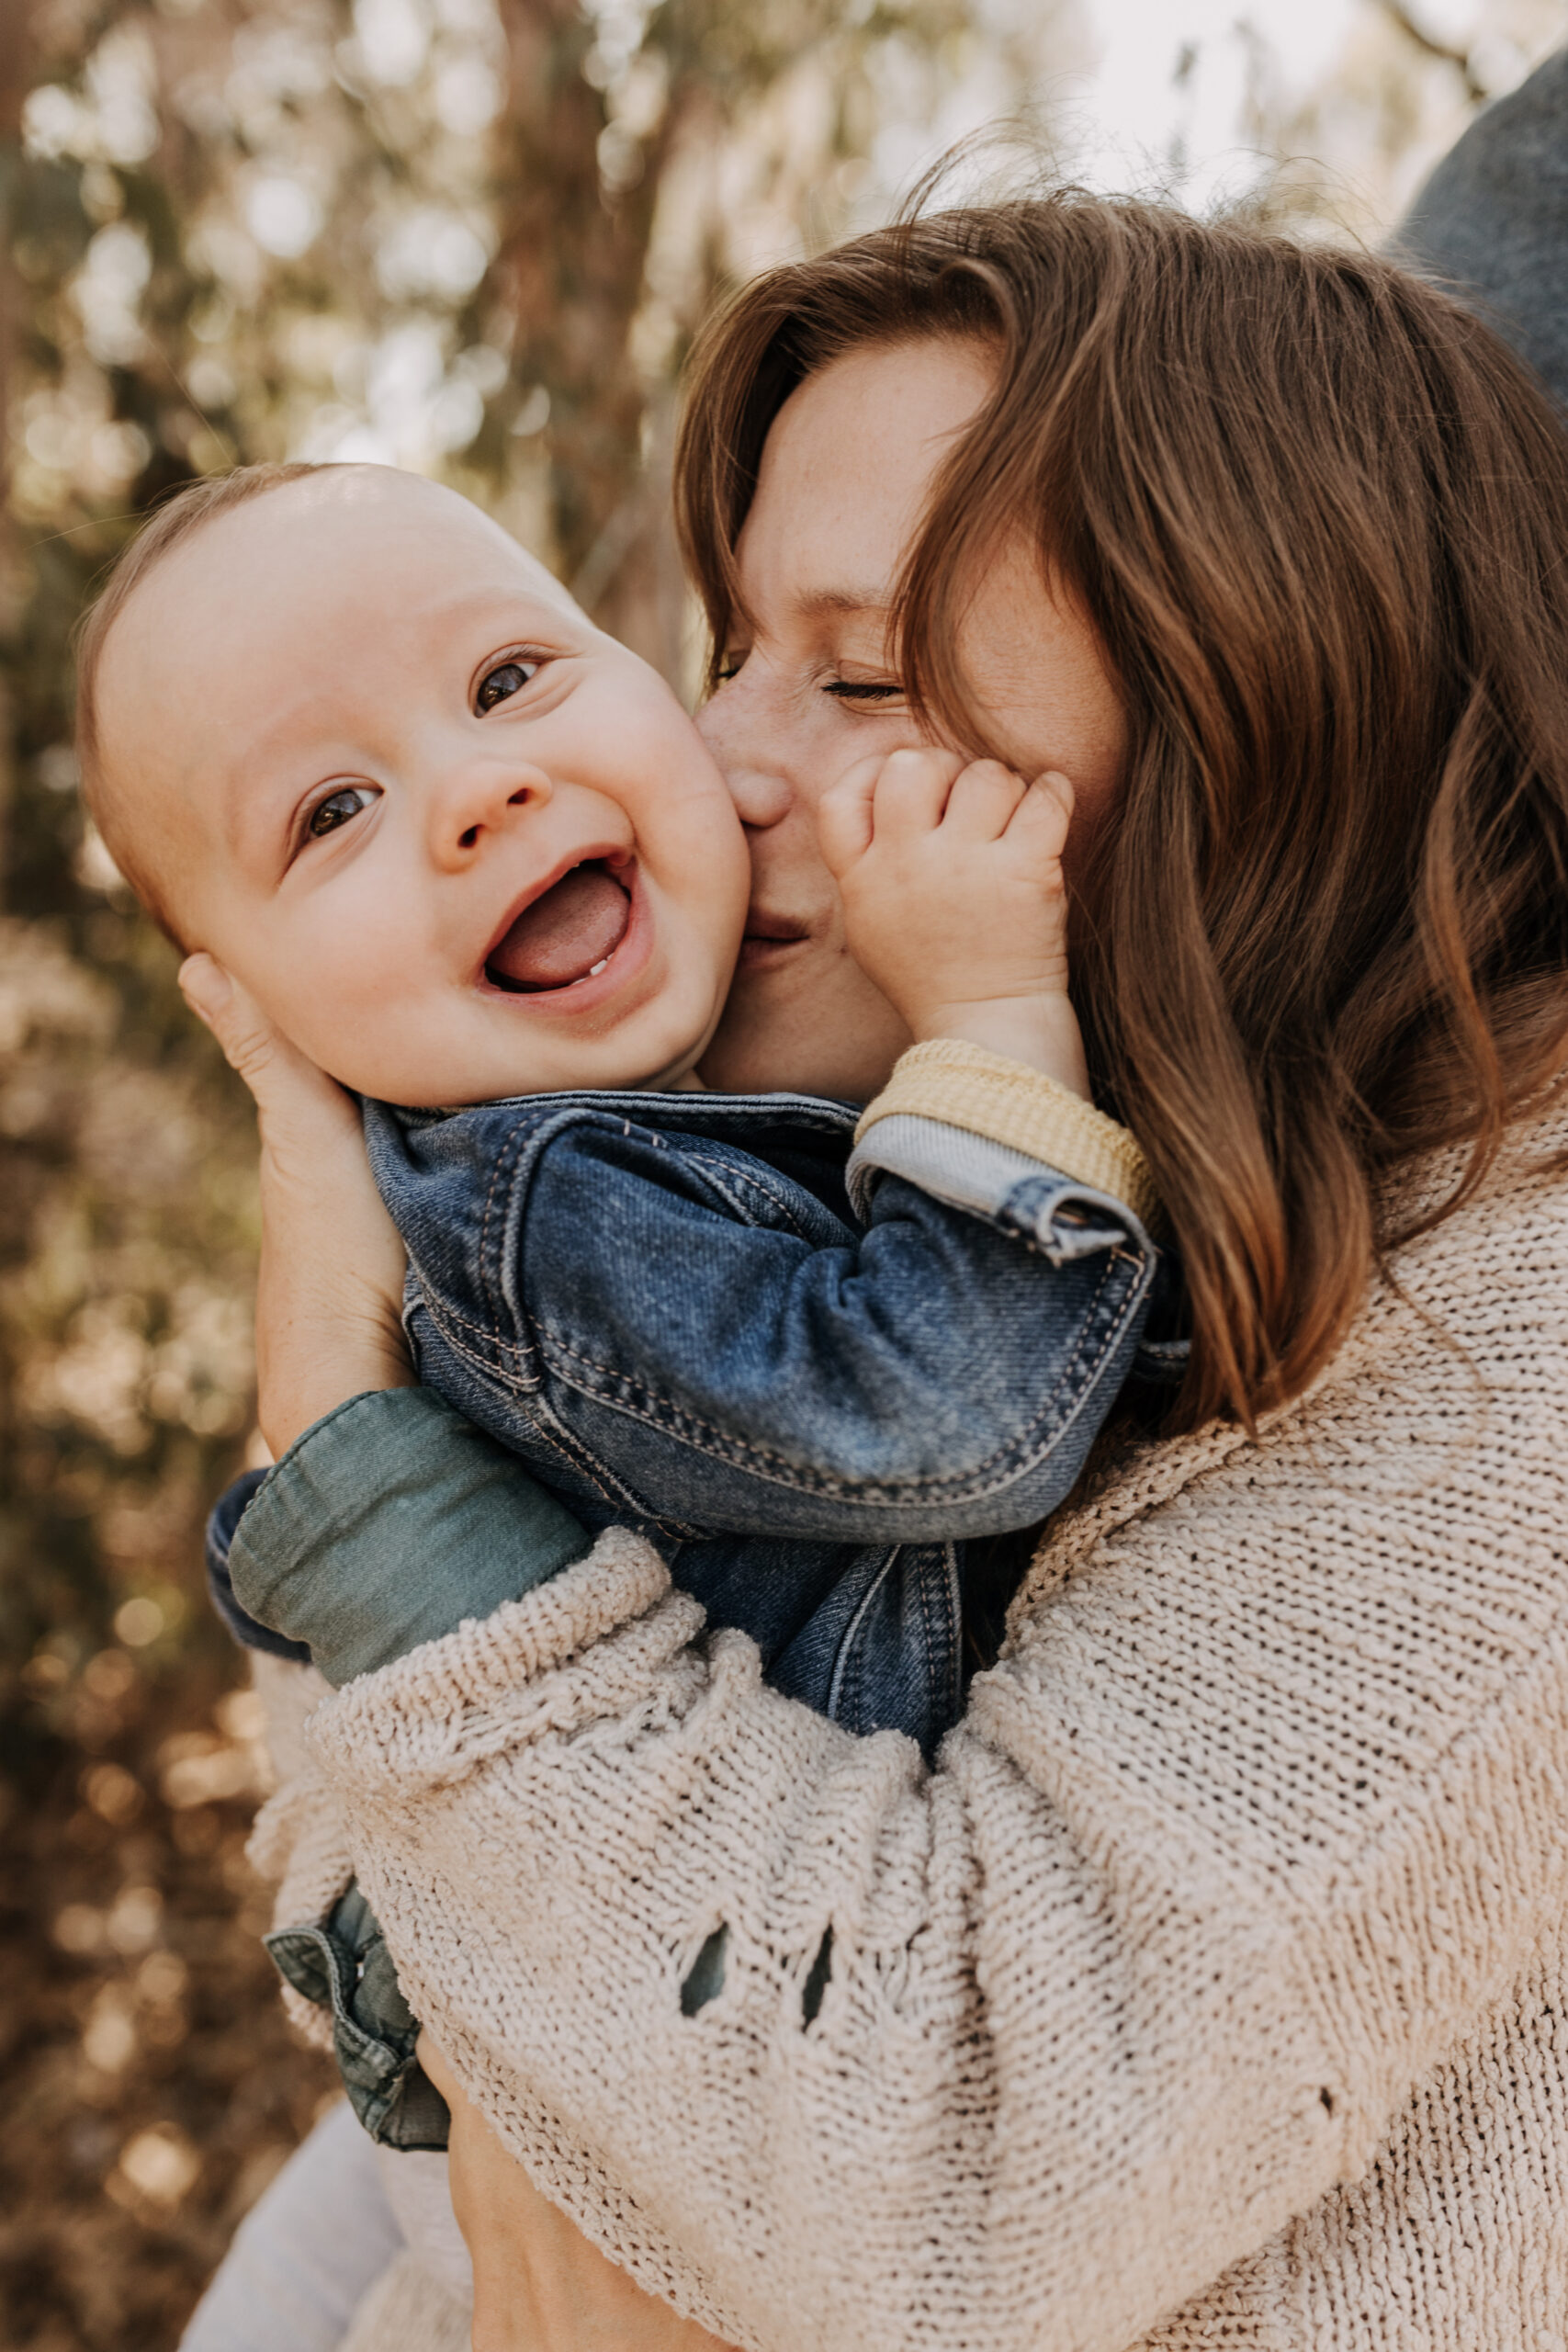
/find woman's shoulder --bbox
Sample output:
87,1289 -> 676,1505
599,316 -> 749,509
1355,1094 -> 1568,1384
1010,1097 -> 1568,1632
1379,1090 -> 1568,1288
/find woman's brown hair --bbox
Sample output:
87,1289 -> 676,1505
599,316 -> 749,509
673,193 -> 1568,1431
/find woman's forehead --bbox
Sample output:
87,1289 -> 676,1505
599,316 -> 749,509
739,339 -> 995,616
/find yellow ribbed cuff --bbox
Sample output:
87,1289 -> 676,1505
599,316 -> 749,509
854,1039 -> 1161,1232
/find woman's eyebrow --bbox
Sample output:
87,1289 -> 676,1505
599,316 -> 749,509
791,585 -> 896,622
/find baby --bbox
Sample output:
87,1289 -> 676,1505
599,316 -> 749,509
76,461 -> 1159,2178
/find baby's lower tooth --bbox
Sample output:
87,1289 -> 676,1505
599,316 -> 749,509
589,957 -> 609,975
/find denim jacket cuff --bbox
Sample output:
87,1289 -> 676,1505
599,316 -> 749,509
267,1883 -> 450,2151
847,1115 -> 1154,1266
227,1386 -> 589,1687
853,1039 -> 1161,1232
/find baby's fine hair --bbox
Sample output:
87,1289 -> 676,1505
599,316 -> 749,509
73,461 -> 328,946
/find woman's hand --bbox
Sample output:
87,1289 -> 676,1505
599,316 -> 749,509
418,2036 -> 739,2352
180,955 -> 415,1455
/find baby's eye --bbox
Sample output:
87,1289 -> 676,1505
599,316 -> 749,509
307,785 -> 378,839
476,656 -> 542,712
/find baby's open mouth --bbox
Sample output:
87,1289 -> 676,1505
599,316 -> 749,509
486,860 -> 631,993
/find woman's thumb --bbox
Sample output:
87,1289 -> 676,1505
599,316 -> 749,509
178,952 -> 231,1027
179,955 -> 276,1091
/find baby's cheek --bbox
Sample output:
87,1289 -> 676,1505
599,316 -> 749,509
267,933 -> 407,1095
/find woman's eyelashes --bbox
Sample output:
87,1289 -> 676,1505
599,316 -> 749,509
303,783 -> 379,842
822,676 -> 906,707
707,649 -> 903,707
475,652 -> 544,712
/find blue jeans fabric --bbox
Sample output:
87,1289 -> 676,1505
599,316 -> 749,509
362,1091 -> 1151,1542
265,1884 -> 452,2153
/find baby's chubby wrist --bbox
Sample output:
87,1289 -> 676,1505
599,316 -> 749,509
908,990 -> 1090,1100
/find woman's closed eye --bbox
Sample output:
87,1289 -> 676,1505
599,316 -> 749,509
823,676 -> 906,707
708,650 -> 906,707
476,653 -> 544,712
304,783 -> 379,842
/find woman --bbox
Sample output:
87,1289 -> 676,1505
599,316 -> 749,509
186,191 -> 1568,2351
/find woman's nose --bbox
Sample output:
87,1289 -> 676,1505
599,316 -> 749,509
720,761 -> 793,831
429,758 -> 550,865
696,684 -> 793,831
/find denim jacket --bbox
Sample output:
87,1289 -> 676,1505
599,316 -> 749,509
340,1085 -> 1158,1755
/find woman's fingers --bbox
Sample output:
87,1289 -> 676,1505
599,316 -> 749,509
180,953 -> 280,1092
176,951 -> 231,1031
179,954 -> 414,1453
180,955 -> 360,1142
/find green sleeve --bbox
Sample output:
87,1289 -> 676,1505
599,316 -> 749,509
228,1387 -> 590,1687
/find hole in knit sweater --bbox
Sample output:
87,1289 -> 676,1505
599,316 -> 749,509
801,1928 -> 833,2029
680,1925 -> 729,2017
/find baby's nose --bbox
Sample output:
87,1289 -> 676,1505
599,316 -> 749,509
434,758 -> 549,858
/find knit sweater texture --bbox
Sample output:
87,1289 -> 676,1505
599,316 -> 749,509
252,1104 -> 1568,2352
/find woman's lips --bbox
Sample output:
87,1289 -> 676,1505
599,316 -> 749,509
737,909 -> 811,973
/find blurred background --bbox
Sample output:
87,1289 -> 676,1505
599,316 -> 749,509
1,0 -> 1563,2342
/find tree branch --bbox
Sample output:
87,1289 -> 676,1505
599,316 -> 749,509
1375,0 -> 1489,104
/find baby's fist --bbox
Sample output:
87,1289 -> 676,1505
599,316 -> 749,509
818,748 -> 1087,1094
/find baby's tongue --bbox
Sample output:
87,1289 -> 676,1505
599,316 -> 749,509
487,862 -> 630,991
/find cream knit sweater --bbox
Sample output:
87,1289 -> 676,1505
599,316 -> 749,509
254,1106 -> 1568,2352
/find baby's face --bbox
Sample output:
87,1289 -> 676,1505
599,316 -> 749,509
98,468 -> 750,1102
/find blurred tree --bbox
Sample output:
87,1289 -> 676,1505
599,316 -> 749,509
0,0 -> 981,1773
0,2 -> 982,2341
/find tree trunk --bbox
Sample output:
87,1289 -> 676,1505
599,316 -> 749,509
491,0 -> 685,677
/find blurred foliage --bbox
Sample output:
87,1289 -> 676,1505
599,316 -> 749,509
0,0 -> 1551,2341
0,0 -> 987,2342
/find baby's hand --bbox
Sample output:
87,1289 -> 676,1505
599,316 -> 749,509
818,749 -> 1089,1096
